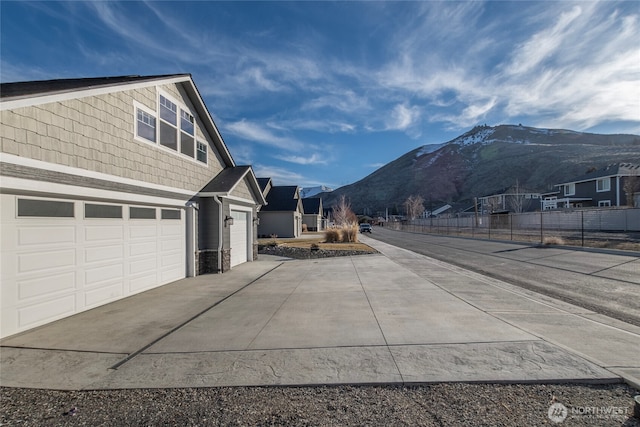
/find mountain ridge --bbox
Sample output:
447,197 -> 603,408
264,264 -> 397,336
320,124 -> 640,213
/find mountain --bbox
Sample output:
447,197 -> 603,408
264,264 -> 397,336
300,185 -> 333,198
320,124 -> 640,214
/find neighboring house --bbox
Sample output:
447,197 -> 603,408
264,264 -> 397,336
0,74 -> 265,338
301,197 -> 324,231
542,163 -> 640,209
257,185 -> 304,238
479,186 -> 541,214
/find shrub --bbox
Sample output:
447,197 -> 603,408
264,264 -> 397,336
543,236 -> 565,246
343,223 -> 359,243
324,228 -> 342,243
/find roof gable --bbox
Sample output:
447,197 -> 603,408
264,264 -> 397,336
199,166 -> 266,205
261,185 -> 301,211
302,198 -> 322,214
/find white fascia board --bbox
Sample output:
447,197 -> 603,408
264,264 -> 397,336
1,153 -> 196,198
0,76 -> 190,111
196,192 -> 256,206
0,176 -> 188,207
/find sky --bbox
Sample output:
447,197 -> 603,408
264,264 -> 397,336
1,1 -> 639,189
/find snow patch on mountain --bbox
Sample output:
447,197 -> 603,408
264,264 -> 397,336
452,128 -> 496,146
301,185 -> 333,198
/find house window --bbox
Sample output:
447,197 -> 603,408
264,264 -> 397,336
180,109 -> 195,157
130,207 -> 156,219
161,209 -> 181,220
197,141 -> 207,163
18,198 -> 74,217
85,203 -> 122,219
136,108 -> 156,142
159,95 -> 178,151
596,178 -> 610,192
564,183 -> 575,196
598,200 -> 611,207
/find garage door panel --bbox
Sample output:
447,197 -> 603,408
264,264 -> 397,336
18,295 -> 76,329
84,245 -> 123,263
84,282 -> 123,307
85,225 -> 124,242
18,226 -> 75,246
18,272 -> 75,300
161,224 -> 181,236
85,264 -> 124,286
130,257 -> 157,275
230,210 -> 248,267
18,249 -> 75,273
161,237 -> 182,251
130,225 -> 157,239
130,241 -> 156,256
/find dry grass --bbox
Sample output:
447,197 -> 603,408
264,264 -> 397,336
258,236 -> 374,252
542,236 -> 566,246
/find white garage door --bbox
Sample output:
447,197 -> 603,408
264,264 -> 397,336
0,195 -> 186,338
229,210 -> 248,268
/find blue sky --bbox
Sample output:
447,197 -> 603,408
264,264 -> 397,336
2,1 -> 639,189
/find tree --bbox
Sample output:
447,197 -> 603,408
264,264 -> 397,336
404,195 -> 425,219
508,179 -> 531,213
332,195 -> 357,226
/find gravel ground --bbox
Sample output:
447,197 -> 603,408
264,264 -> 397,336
258,245 -> 377,259
1,383 -> 639,426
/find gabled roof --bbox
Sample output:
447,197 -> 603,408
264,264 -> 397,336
0,74 -> 235,168
261,186 -> 301,212
555,163 -> 640,186
198,166 -> 267,205
302,198 -> 322,214
257,177 -> 272,197
0,74 -> 187,99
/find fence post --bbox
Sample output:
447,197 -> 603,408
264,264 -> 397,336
510,213 -> 513,241
540,210 -> 543,244
581,210 -> 584,247
488,214 -> 491,240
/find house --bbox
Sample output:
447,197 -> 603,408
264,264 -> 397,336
257,185 -> 303,238
0,74 -> 266,338
479,185 -> 541,214
542,163 -> 640,209
301,197 -> 324,231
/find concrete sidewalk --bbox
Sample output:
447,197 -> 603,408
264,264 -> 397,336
1,237 -> 638,390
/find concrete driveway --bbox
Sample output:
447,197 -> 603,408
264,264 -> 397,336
1,236 -> 638,390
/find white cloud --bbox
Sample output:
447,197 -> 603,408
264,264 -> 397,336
225,120 -> 304,151
274,153 -> 328,165
252,164 -> 306,186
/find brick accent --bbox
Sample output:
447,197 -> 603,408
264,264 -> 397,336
253,242 -> 259,261
197,249 -> 219,275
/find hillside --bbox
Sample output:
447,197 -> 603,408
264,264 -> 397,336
320,125 -> 640,214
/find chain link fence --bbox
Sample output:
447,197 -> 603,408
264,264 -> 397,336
387,208 -> 640,251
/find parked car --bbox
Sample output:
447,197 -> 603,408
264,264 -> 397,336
359,223 -> 372,233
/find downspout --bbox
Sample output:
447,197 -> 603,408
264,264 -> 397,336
213,195 -> 223,273
616,176 -> 620,206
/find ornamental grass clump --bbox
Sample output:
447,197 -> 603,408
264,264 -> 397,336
324,227 -> 342,243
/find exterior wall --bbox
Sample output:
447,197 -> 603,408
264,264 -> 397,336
302,214 -> 321,231
0,82 -> 225,192
257,211 -> 296,237
231,177 -> 254,201
572,177 -> 625,207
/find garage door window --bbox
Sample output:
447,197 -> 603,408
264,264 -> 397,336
17,199 -> 74,217
161,209 -> 181,220
130,207 -> 156,219
85,204 -> 122,219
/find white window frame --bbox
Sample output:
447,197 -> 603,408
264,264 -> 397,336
196,141 -> 208,164
596,178 -> 610,192
134,101 -> 157,144
132,90 -> 207,167
598,200 -> 611,207
564,183 -> 575,196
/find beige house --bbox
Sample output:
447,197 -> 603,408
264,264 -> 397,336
0,74 -> 265,338
257,184 -> 303,238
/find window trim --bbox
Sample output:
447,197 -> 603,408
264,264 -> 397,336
564,183 -> 575,196
17,197 -> 75,218
596,178 -> 611,192
132,91 -> 208,167
196,140 -> 208,164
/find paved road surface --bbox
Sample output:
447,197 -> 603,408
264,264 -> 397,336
368,226 -> 640,327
